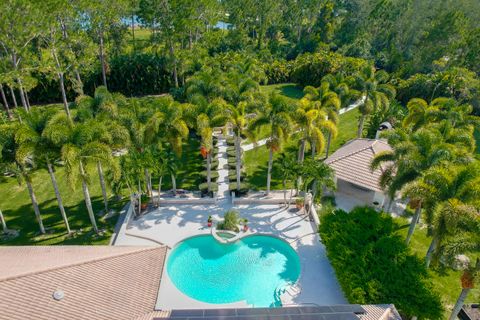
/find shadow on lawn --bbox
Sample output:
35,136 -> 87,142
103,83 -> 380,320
1,195 -> 121,245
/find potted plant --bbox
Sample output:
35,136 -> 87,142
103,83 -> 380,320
207,215 -> 213,227
242,218 -> 249,232
140,194 -> 149,210
295,197 -> 305,210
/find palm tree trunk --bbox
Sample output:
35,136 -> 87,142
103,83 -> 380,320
0,209 -> 7,233
266,148 -> 273,195
171,173 -> 177,194
99,32 -> 108,88
131,14 -> 136,52
283,179 -> 287,206
47,161 -> 71,234
207,152 -> 212,192
9,86 -> 18,107
25,176 -> 45,234
74,70 -> 84,95
235,133 -> 241,190
405,203 -> 421,245
157,176 -> 163,206
357,114 -> 366,138
325,132 -> 332,158
17,80 -> 29,112
297,139 -> 306,188
144,168 -> 152,196
58,72 -> 71,118
97,161 -> 109,212
0,85 -> 12,119
425,237 -> 437,268
25,90 -> 31,110
449,288 -> 470,320
311,142 -> 316,159
169,41 -> 179,88
80,161 -> 99,233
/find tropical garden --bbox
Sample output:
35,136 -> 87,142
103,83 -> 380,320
0,0 -> 479,318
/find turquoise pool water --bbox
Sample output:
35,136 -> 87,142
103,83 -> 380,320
167,234 -> 301,307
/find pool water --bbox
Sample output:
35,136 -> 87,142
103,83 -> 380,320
167,235 -> 301,307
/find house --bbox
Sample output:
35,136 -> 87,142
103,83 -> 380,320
0,245 -> 402,320
325,139 -> 393,212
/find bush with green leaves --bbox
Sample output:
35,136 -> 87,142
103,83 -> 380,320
217,209 -> 240,232
319,207 -> 443,319
229,182 -> 249,196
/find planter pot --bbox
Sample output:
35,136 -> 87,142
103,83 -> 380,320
296,203 -> 304,210
243,225 -> 248,232
208,222 -> 212,227
141,203 -> 148,210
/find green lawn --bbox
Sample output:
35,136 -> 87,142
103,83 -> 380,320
0,136 -> 203,246
396,218 -> 479,312
244,107 -> 360,190
260,83 -> 305,101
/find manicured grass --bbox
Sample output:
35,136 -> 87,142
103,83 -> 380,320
0,164 -> 125,246
396,218 -> 480,312
244,108 -> 360,190
0,135 -> 203,246
260,83 -> 305,101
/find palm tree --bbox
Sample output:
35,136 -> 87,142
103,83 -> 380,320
276,153 -> 297,206
227,102 -> 248,191
449,259 -> 480,320
320,73 -> 355,157
414,163 -> 480,268
353,66 -> 396,138
403,97 -> 479,134
300,158 -> 336,202
17,108 -> 72,233
190,99 -> 227,193
248,94 -> 295,194
301,82 -> 340,158
0,122 -> 45,234
371,127 -> 473,242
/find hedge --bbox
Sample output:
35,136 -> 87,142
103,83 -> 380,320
319,207 -> 443,319
228,182 -> 249,196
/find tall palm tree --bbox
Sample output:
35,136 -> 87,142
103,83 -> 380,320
277,153 -> 297,206
353,66 -> 396,138
301,82 -> 340,159
403,97 -> 479,134
371,127 -> 473,242
248,94 -> 295,195
300,158 -> 336,202
226,102 -> 249,191
413,163 -> 480,268
320,73 -> 355,157
449,259 -> 480,320
17,108 -> 72,233
0,122 -> 46,234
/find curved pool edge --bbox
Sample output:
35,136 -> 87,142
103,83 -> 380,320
165,233 -> 301,307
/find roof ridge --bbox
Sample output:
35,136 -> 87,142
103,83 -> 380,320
0,246 -> 165,282
326,142 -> 375,165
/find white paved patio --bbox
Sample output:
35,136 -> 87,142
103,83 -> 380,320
114,203 -> 346,309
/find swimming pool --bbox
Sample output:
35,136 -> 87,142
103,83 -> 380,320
166,234 -> 301,307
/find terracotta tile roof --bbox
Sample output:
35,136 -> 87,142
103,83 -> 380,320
0,246 -> 167,320
325,139 -> 392,192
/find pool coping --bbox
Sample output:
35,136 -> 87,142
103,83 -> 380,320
155,232 -> 303,310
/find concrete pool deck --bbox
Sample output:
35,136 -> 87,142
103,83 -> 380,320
114,203 -> 346,309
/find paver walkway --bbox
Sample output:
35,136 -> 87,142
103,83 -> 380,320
216,134 -> 230,201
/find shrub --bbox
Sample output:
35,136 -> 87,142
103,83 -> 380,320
229,182 -> 249,196
264,59 -> 292,84
199,182 -> 218,195
226,137 -> 235,146
199,171 -> 219,181
227,149 -> 242,158
217,209 -> 240,232
291,51 -> 369,87
319,207 -> 443,319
